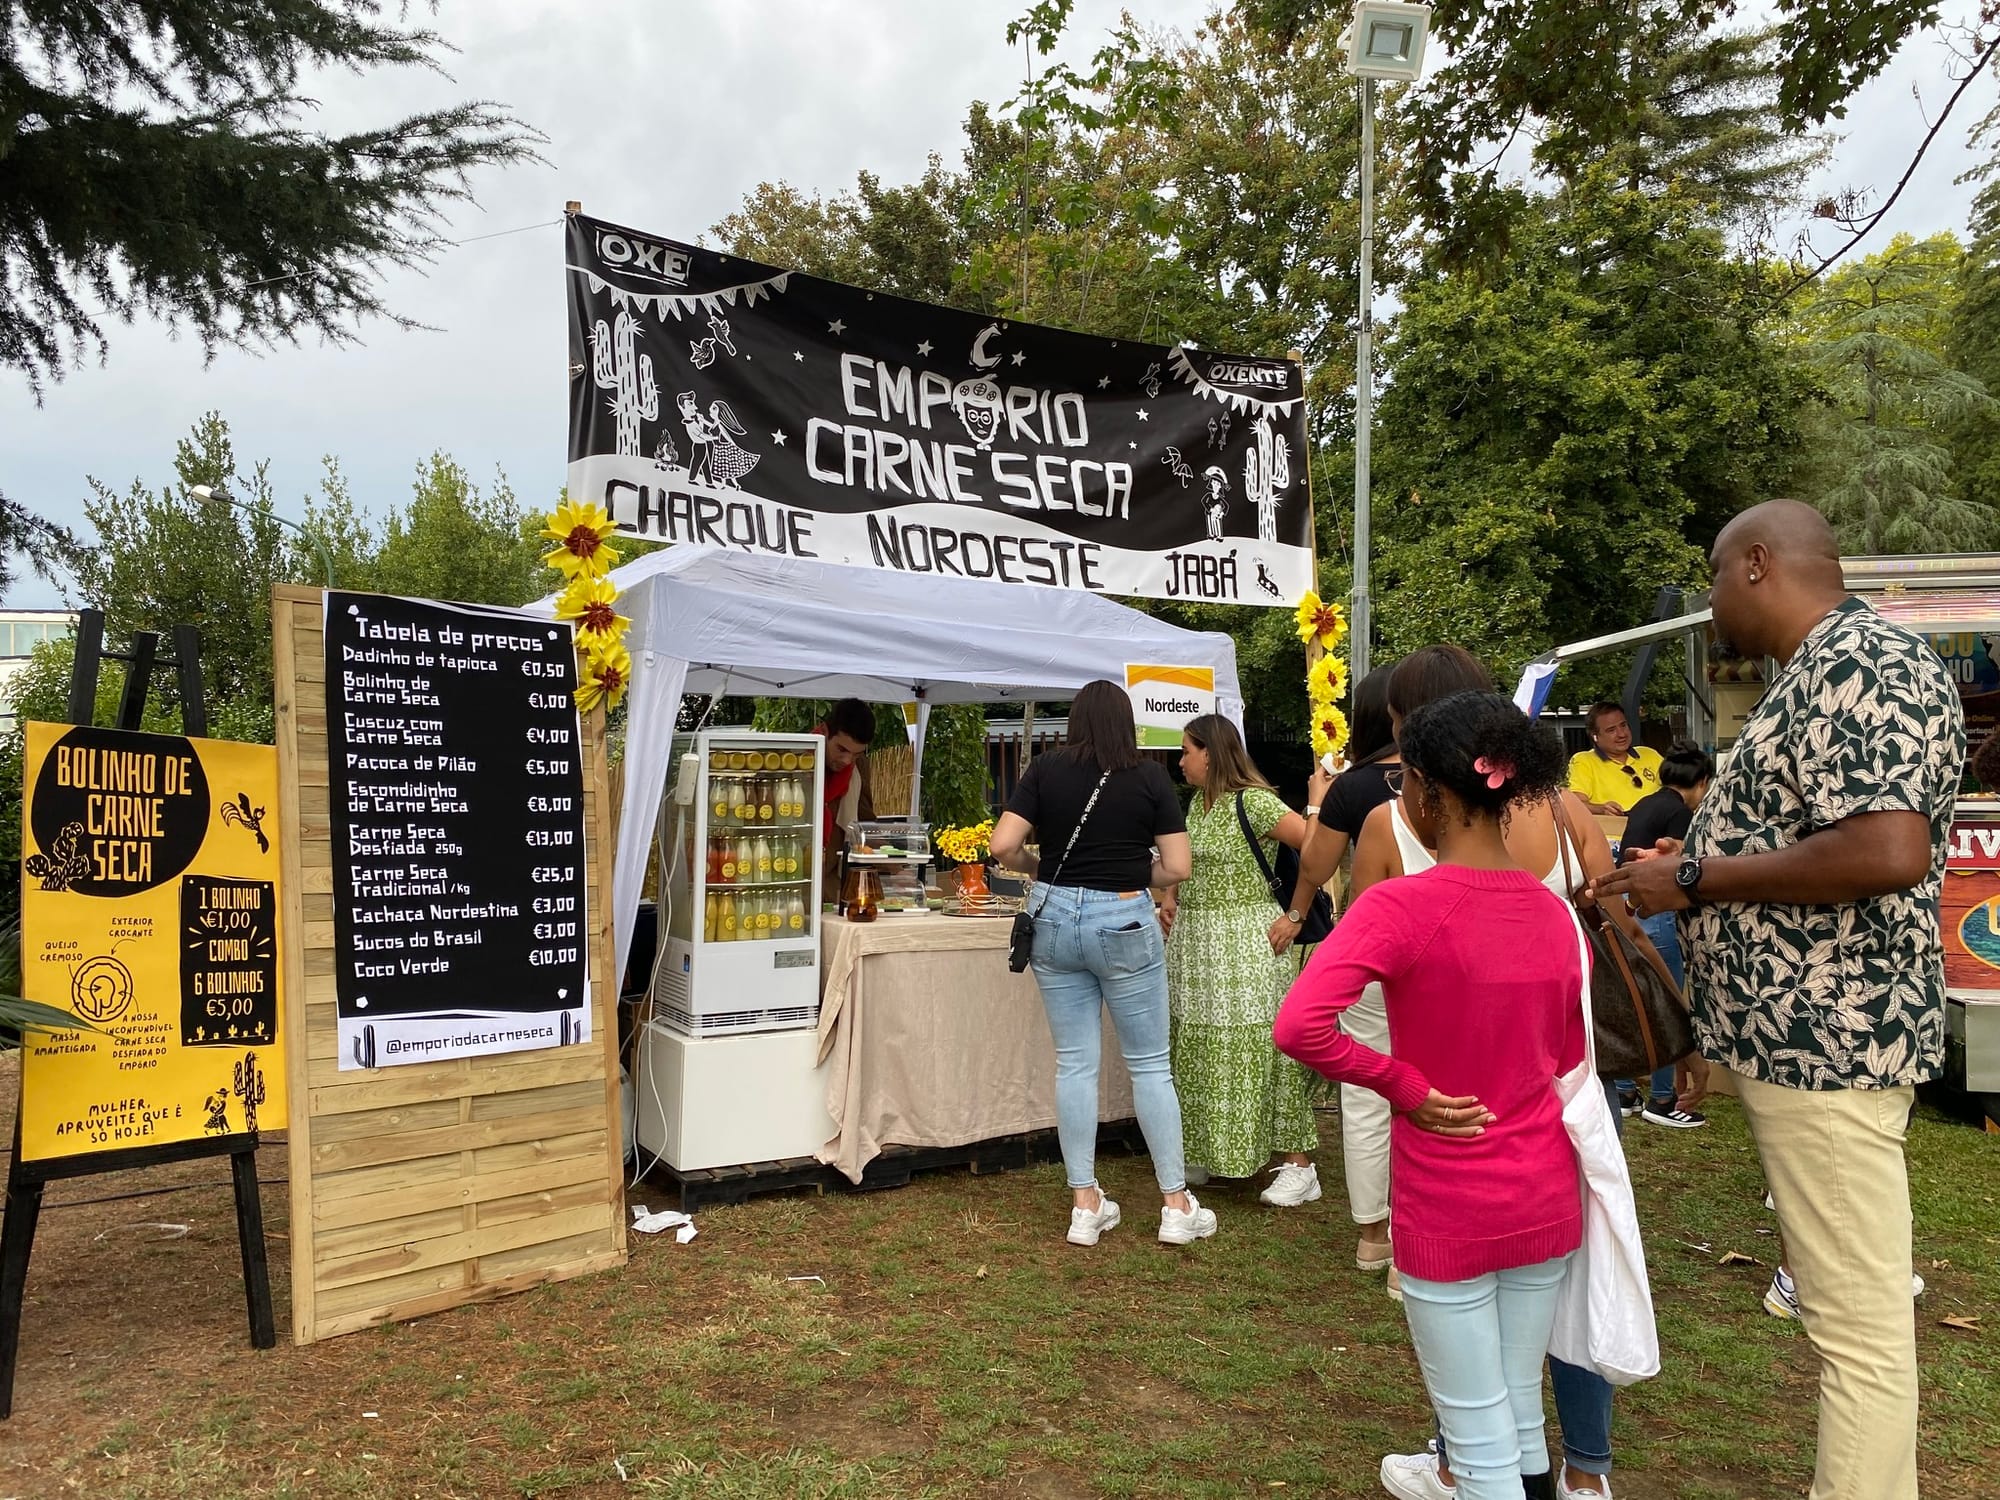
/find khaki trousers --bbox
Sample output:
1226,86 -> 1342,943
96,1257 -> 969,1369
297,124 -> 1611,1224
1731,1068 -> 1919,1500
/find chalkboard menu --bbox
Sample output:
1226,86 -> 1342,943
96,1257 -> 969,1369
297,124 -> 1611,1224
325,592 -> 590,1070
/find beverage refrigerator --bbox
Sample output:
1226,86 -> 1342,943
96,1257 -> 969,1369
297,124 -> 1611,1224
635,731 -> 835,1172
651,731 -> 826,1037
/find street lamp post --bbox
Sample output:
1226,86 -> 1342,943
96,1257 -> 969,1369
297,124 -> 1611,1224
191,484 -> 336,591
1345,1 -> 1432,686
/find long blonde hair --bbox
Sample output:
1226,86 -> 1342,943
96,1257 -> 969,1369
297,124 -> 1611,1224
1184,713 -> 1271,805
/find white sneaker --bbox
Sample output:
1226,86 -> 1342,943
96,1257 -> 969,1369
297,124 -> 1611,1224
1259,1161 -> 1323,1207
1159,1191 -> 1217,1245
1066,1189 -> 1120,1247
1379,1442 -> 1453,1500
1913,1271 -> 1927,1298
1558,1471 -> 1613,1498
1386,1264 -> 1404,1302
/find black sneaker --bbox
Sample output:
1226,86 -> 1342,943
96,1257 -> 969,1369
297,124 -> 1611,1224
1641,1102 -> 1708,1129
1618,1087 -> 1642,1118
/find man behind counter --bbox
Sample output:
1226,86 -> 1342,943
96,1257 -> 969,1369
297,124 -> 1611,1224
815,698 -> 877,864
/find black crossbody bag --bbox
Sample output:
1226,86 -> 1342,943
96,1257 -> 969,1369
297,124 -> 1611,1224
1008,768 -> 1115,972
1235,791 -> 1335,946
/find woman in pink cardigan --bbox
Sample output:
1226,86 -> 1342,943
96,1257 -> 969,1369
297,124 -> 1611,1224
1275,691 -> 1585,1500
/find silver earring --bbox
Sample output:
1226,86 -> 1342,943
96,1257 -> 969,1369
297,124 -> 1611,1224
1748,572 -> 1760,582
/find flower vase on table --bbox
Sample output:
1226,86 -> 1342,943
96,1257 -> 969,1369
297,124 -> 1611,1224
936,820 -> 997,903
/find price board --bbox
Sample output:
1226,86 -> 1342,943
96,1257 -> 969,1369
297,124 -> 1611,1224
324,591 -> 590,1068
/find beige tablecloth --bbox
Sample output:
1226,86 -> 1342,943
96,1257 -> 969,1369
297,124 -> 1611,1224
814,913 -> 1135,1183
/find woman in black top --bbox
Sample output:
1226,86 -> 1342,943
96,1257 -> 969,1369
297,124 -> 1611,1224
991,681 -> 1211,1248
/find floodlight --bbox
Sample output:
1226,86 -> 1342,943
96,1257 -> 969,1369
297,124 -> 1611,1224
1347,1 -> 1432,82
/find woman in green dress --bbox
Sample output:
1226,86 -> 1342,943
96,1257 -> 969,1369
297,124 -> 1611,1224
1161,714 -> 1320,1203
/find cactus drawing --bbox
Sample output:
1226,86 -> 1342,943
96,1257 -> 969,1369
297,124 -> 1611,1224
1244,413 -> 1292,544
590,310 -> 658,457
233,1050 -> 267,1135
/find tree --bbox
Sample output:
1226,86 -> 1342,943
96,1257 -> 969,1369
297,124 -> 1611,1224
2,0 -> 543,396
1371,173 -> 1813,694
1787,233 -> 1999,553
373,455 -> 545,607
72,411 -> 316,743
1239,0 -> 1956,272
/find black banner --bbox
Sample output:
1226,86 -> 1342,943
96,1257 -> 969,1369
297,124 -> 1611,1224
565,212 -> 1313,607
324,592 -> 590,1070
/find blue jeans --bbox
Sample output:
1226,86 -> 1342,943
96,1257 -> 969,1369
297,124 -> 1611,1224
1438,1079 -> 1619,1479
1029,885 -> 1186,1193
1402,1254 -> 1575,1498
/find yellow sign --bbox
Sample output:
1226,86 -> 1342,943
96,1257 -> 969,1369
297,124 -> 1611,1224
17,722 -> 287,1161
1124,663 -> 1218,749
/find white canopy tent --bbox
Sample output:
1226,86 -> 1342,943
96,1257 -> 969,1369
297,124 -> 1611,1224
537,547 -> 1245,982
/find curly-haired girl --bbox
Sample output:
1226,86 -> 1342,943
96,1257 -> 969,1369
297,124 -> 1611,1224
1274,691 -> 1587,1500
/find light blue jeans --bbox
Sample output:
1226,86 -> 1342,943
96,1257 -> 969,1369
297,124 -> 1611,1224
1437,1079 -> 1619,1479
1402,1253 -> 1576,1499
1029,885 -> 1186,1193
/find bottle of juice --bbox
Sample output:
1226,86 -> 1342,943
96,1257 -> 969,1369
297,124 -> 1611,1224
785,890 -> 806,933
734,834 -> 754,885
703,892 -> 718,943
718,837 -> 737,883
754,835 -> 773,882
756,776 -> 774,821
717,892 -> 738,942
706,837 -> 723,886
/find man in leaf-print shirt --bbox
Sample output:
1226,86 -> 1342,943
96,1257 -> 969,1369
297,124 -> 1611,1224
1595,500 -> 1963,1500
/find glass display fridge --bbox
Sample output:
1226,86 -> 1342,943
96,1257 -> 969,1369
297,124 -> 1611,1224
651,731 -> 826,1037
635,731 -> 834,1173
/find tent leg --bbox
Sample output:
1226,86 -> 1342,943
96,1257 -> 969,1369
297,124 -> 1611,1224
907,702 -> 931,822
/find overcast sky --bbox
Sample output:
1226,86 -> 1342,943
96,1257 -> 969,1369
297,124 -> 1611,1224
3,0 -> 1993,609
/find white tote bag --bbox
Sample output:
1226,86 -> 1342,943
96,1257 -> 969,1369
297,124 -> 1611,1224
1546,911 -> 1661,1386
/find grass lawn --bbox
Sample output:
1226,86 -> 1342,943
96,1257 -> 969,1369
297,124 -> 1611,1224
3,1087 -> 1995,1499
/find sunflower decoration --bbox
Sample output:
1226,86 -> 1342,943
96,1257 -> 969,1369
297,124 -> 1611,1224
543,497 -> 632,713
1299,588 -> 1352,763
1311,707 -> 1351,764
575,637 -> 634,714
543,499 -> 622,580
555,575 -> 630,652
1294,589 -> 1347,651
1307,651 -> 1349,705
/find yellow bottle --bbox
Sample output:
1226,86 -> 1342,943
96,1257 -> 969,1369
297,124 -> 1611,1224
786,890 -> 806,933
717,893 -> 737,943
754,836 -> 773,882
703,892 -> 718,943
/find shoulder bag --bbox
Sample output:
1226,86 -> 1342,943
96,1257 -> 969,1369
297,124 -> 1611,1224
1007,768 -> 1114,972
1547,906 -> 1662,1386
1234,792 -> 1335,946
1553,803 -> 1695,1077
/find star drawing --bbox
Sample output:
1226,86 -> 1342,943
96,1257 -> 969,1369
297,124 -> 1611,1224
772,430 -> 789,446
793,351 -> 804,362
827,319 -> 847,336
1136,409 -> 1150,422
1010,350 -> 1027,366
916,339 -> 934,357
1097,376 -> 1111,389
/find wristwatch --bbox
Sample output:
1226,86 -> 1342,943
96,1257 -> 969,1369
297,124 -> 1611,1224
1286,907 -> 1306,925
1675,856 -> 1704,903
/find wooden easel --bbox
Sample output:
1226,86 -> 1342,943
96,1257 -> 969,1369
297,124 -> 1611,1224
0,612 -> 275,1419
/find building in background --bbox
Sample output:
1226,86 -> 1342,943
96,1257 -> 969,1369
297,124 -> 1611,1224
0,610 -> 77,734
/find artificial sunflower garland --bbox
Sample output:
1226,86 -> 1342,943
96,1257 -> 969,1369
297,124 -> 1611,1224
1296,589 -> 1351,764
541,498 -> 632,712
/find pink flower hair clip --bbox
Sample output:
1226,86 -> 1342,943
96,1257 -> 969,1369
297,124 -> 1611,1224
1473,756 -> 1514,790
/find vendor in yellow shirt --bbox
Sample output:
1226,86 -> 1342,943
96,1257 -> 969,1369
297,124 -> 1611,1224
1568,701 -> 1663,815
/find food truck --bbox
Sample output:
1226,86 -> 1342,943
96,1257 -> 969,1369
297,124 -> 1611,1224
1533,554 -> 2000,1117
